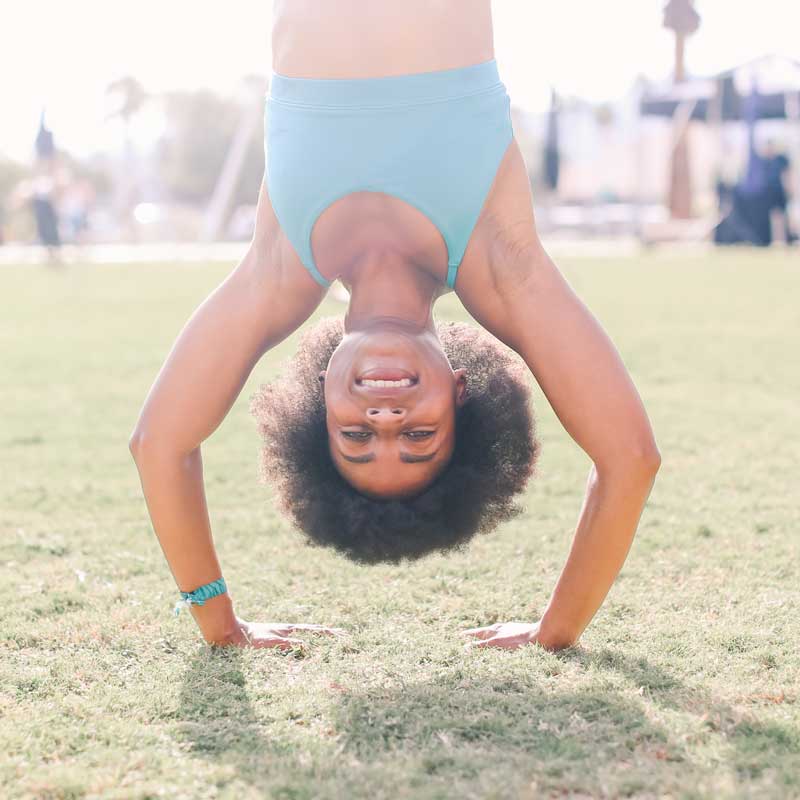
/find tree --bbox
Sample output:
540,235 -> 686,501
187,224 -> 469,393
156,87 -> 265,214
105,76 -> 148,239
663,0 -> 701,219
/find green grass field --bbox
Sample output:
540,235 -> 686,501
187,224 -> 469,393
1,249 -> 798,799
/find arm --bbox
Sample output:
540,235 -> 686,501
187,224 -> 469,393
461,240 -> 661,649
129,181 -> 333,646
456,148 -> 660,649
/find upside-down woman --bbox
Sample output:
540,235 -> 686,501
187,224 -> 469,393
129,0 -> 661,651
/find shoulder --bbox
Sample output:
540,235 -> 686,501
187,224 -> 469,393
455,138 -> 543,300
451,140 -> 553,349
456,207 -> 544,309
251,177 -> 328,303
453,220 -> 553,355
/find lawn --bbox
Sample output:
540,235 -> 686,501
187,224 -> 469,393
1,248 -> 798,799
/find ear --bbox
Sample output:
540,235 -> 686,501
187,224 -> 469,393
453,368 -> 468,407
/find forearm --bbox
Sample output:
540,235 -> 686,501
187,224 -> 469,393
539,457 -> 659,648
130,442 -> 238,642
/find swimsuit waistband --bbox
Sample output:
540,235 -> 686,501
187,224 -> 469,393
268,58 -> 504,109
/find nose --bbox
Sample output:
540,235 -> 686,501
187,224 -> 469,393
366,406 -> 406,423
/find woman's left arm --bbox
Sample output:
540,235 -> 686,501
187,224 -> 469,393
457,236 -> 661,651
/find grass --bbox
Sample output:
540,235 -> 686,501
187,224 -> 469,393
1,248 -> 798,799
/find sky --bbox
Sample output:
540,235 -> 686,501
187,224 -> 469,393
1,0 -> 798,163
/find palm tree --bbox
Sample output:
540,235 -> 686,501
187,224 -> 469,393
105,76 -> 148,240
663,0 -> 701,219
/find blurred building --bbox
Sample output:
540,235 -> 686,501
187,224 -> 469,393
510,55 -> 800,240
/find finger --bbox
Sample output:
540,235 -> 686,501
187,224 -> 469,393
467,636 -> 523,650
461,625 -> 499,640
287,624 -> 347,636
254,636 -> 305,651
259,624 -> 294,637
316,627 -> 347,637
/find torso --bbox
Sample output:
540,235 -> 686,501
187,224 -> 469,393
271,0 -> 493,80
269,0 -> 496,289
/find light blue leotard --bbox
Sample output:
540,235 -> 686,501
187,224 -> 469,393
264,58 -> 514,291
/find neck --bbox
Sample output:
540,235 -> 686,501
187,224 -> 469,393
343,253 -> 442,334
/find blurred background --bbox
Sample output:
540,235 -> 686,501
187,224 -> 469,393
1,0 -> 798,262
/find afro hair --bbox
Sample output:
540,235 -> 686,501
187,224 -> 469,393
249,317 -> 540,564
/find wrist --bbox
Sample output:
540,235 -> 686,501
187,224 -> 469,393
189,591 -> 239,643
537,612 -> 579,651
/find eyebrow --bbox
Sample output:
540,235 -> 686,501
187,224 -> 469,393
338,449 -> 439,464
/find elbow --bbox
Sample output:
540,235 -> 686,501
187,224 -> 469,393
128,428 -> 145,461
597,439 -> 662,481
129,426 -> 195,464
634,440 -> 662,477
128,426 -> 160,463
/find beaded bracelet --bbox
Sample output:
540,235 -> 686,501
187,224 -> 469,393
173,577 -> 228,616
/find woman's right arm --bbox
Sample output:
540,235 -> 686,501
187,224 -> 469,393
128,181 -> 328,646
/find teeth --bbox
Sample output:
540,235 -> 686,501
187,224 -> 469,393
361,378 -> 414,387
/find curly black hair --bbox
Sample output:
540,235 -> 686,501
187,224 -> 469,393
249,318 -> 540,564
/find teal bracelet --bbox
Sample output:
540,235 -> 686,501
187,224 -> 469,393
174,577 -> 227,616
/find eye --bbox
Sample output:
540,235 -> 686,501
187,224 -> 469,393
403,430 -> 435,440
342,430 -> 372,441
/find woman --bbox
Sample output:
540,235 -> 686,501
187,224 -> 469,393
129,1 -> 661,652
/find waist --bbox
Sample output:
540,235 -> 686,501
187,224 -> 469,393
268,58 -> 504,110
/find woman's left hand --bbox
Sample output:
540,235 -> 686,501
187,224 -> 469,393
462,620 -> 572,651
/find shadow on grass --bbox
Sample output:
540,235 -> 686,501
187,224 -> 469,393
330,658 -> 679,794
173,647 -> 262,751
166,645 -> 798,796
330,648 -> 798,794
564,648 -> 800,787
169,645 -> 307,794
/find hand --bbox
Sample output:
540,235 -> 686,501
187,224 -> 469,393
209,617 -> 346,650
462,620 -> 573,652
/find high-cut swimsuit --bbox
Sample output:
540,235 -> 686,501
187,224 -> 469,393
264,58 -> 513,290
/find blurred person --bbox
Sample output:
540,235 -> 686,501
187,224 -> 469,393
763,140 -> 797,245
130,1 -> 661,653
714,183 -> 772,247
713,179 -> 762,246
61,176 -> 96,245
25,172 -> 63,263
23,109 -> 64,262
715,138 -> 777,247
35,108 -> 56,163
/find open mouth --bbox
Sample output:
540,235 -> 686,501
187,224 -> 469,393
358,378 -> 416,388
356,369 -> 418,388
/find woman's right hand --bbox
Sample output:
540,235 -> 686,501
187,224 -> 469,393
209,617 -> 346,650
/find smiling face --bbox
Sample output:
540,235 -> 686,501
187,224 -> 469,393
320,322 -> 467,499
249,317 -> 540,563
